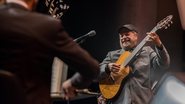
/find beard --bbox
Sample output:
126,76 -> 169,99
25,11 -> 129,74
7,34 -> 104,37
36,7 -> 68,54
121,41 -> 136,51
122,41 -> 132,50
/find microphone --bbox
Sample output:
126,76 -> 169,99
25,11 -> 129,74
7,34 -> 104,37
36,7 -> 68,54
74,30 -> 96,44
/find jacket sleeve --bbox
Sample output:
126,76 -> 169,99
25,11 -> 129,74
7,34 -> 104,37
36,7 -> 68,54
52,21 -> 100,88
98,52 -> 112,80
150,44 -> 170,70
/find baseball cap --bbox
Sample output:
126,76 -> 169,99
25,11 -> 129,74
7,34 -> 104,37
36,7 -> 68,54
118,24 -> 138,34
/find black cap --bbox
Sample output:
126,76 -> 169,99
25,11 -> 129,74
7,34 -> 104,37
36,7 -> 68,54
118,24 -> 138,34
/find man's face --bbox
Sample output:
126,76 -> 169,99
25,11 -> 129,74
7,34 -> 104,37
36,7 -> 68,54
119,31 -> 138,50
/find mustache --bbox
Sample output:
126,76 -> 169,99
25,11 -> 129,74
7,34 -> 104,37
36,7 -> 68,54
121,38 -> 130,43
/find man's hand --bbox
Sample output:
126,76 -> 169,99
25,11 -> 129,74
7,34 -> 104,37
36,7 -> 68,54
108,63 -> 120,73
97,95 -> 107,104
61,79 -> 77,100
147,32 -> 162,48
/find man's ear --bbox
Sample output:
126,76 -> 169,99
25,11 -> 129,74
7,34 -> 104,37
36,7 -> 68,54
26,0 -> 38,10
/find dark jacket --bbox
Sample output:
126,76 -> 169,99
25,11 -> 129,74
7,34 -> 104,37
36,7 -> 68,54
0,3 -> 99,104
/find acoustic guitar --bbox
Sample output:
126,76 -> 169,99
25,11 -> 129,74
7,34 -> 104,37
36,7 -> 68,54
99,15 -> 173,99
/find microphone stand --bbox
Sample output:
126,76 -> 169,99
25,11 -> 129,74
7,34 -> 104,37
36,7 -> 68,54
74,38 -> 86,44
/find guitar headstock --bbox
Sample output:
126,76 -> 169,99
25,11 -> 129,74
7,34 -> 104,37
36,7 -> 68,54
156,15 -> 173,30
45,0 -> 69,19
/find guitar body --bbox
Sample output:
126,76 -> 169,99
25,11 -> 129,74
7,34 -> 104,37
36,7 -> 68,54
99,51 -> 131,99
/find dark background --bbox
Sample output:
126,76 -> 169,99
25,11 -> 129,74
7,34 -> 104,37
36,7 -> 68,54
37,0 -> 185,92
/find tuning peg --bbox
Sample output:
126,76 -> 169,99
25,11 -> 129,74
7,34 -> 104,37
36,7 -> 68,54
165,26 -> 168,29
170,21 -> 173,24
168,24 -> 171,27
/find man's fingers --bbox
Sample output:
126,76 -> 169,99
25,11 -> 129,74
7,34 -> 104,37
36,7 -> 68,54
62,88 -> 77,100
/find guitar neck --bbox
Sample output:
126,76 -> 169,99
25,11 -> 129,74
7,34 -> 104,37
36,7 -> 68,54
123,27 -> 158,67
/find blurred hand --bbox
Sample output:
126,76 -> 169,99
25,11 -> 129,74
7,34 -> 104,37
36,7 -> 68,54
61,79 -> 77,100
97,95 -> 107,104
108,63 -> 120,73
147,32 -> 162,47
